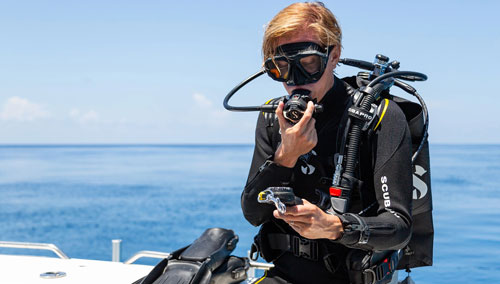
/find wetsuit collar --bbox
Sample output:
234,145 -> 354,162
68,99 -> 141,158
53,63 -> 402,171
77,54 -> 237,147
315,75 -> 350,121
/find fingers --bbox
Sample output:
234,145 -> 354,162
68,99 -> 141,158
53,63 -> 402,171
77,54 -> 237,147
274,100 -> 317,164
274,201 -> 344,240
275,101 -> 291,131
273,200 -> 315,219
303,118 -> 317,141
273,210 -> 311,226
281,199 -> 312,215
289,221 -> 308,232
295,101 -> 315,129
274,211 -> 311,235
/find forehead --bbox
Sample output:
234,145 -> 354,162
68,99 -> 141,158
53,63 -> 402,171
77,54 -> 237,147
276,29 -> 321,47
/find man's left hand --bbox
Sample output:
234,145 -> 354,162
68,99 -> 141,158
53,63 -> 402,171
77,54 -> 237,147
273,199 -> 344,240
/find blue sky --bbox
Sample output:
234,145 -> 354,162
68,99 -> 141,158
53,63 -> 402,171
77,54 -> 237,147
0,0 -> 498,144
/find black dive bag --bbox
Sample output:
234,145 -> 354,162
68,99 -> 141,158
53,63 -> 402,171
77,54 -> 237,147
390,95 -> 434,269
137,228 -> 249,284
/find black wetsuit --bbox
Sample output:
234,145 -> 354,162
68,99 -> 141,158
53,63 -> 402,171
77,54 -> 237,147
242,76 -> 413,284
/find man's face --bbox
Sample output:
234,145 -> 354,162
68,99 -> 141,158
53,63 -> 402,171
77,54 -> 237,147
276,30 -> 340,102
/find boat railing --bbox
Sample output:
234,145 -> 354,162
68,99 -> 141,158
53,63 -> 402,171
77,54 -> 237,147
0,241 -> 69,259
123,250 -> 171,264
124,250 -> 275,279
247,260 -> 274,279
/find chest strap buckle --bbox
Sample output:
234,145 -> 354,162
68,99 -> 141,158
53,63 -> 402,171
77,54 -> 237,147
292,235 -> 318,261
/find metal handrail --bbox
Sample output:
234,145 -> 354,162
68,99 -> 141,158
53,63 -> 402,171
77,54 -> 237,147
0,241 -> 69,259
247,260 -> 274,279
124,250 -> 171,264
249,261 -> 274,270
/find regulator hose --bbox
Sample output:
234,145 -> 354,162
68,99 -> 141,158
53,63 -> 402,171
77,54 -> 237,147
394,79 -> 429,163
223,70 -> 272,112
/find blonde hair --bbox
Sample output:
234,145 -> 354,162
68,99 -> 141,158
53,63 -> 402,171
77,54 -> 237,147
262,2 -> 342,61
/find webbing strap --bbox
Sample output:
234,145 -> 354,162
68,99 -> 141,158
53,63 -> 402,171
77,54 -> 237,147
268,233 -> 291,251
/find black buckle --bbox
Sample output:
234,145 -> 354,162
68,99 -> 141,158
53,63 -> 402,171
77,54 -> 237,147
364,255 -> 397,284
292,236 -> 318,261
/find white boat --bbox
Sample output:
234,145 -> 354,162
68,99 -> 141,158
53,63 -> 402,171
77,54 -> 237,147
0,240 -> 272,283
0,241 -> 167,283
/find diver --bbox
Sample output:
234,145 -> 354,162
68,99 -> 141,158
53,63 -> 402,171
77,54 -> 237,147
242,2 -> 415,283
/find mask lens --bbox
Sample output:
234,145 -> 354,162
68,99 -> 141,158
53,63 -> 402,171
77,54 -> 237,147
275,59 -> 290,79
299,55 -> 322,75
265,58 -> 290,81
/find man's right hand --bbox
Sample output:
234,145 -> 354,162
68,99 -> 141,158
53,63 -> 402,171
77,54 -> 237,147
273,100 -> 317,168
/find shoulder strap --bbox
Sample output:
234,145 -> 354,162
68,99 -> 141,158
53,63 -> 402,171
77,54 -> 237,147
262,97 -> 284,149
261,97 -> 282,127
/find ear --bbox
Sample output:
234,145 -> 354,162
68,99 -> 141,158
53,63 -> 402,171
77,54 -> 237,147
330,45 -> 341,66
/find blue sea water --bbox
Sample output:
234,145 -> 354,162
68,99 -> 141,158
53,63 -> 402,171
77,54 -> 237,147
0,144 -> 499,283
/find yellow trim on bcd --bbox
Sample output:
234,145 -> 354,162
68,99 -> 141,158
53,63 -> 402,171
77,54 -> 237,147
373,99 -> 389,131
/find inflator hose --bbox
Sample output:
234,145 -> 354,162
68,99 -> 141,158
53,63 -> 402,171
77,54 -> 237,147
344,82 -> 386,175
343,71 -> 427,176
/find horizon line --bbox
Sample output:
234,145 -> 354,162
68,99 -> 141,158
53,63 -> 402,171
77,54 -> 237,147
0,142 -> 498,147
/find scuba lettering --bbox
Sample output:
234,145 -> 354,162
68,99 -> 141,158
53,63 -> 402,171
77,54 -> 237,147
224,53 -> 433,283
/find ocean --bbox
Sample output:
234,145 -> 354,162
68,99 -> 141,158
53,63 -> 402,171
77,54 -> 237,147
0,144 -> 498,283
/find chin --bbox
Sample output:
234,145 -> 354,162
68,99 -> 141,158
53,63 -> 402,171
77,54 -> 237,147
286,84 -> 315,94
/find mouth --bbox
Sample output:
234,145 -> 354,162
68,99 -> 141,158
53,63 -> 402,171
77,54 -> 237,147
290,86 -> 312,93
291,88 -> 311,95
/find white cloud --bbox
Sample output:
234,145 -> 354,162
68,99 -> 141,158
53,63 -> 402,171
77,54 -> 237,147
70,108 -> 100,124
193,93 -> 213,109
0,96 -> 50,121
189,93 -> 230,122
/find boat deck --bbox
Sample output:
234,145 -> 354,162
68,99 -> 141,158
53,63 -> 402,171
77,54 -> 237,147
0,254 -> 153,283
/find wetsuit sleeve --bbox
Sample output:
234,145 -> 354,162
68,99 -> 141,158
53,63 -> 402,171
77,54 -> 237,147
241,112 -> 293,226
336,101 -> 413,251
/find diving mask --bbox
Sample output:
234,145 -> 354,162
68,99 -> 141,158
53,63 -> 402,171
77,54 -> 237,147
264,42 -> 333,86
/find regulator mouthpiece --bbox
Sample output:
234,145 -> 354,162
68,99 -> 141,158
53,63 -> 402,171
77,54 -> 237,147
283,89 -> 323,124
